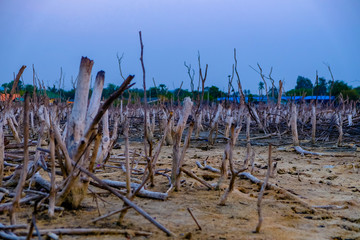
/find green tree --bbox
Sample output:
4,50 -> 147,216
159,84 -> 167,95
295,76 -> 313,90
341,89 -> 359,101
2,80 -> 24,92
208,86 -> 223,100
102,83 -> 119,98
314,77 -> 328,95
258,82 -> 264,96
332,80 -> 351,97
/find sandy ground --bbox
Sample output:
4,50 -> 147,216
1,138 -> 360,240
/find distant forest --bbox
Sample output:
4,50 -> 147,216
1,75 -> 359,102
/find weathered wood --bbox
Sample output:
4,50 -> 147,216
311,105 -> 316,144
17,228 -> 152,237
10,93 -> 30,224
290,103 -> 300,146
48,124 -> 56,217
171,97 -> 193,190
255,145 -> 272,233
0,120 -> 4,186
100,179 -> 168,200
85,71 -> 105,134
66,57 -> 94,158
181,167 -> 213,190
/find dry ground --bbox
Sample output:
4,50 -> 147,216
2,138 -> 360,240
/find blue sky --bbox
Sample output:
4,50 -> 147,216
0,0 -> 359,93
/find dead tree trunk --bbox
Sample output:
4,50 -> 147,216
290,103 -> 300,146
63,57 -> 94,208
171,97 -> 193,191
311,105 -> 316,144
217,124 -> 242,193
66,57 -> 94,158
208,104 -> 223,144
0,120 -> 4,186
336,112 -> 343,147
224,108 -> 233,138
275,80 -> 283,124
10,93 -> 29,224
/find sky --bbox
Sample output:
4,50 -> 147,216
0,0 -> 359,93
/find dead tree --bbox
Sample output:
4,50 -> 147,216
10,93 -> 29,224
290,102 -> 300,147
250,63 -> 269,103
255,145 -> 273,233
275,80 -> 283,124
325,64 -> 335,105
218,125 -> 247,204
171,97 -> 193,191
55,58 -> 135,208
311,105 -> 316,144
208,104 -> 223,144
335,112 -> 343,147
184,61 -> 195,99
234,48 -> 245,105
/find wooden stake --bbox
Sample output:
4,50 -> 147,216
187,208 -> 202,230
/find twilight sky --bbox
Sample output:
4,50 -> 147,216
0,0 -> 359,93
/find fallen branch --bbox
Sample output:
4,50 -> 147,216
181,167 -> 213,190
17,228 -> 152,237
293,146 -> 354,157
187,208 -> 202,230
74,164 -> 173,236
196,159 -> 220,173
239,172 -> 315,211
100,179 -> 168,200
0,194 -> 44,212
91,206 -> 131,223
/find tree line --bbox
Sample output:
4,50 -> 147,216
1,75 -> 359,102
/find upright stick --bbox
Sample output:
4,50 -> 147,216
48,123 -> 56,217
10,93 -> 30,224
255,144 -> 272,233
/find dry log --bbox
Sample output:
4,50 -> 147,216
17,228 -> 152,237
239,172 -> 314,211
196,159 -> 220,173
91,206 -> 130,223
100,179 -> 168,200
180,167 -> 213,190
74,163 -> 173,236
0,194 -> 44,212
0,224 -> 27,230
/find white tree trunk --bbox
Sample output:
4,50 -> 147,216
66,57 -> 94,158
85,71 -> 105,133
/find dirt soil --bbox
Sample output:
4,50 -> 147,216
2,139 -> 360,240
